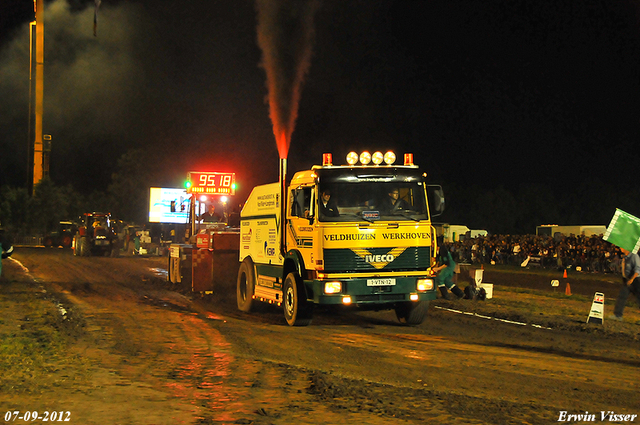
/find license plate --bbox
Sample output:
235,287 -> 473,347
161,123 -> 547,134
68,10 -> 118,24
367,278 -> 396,286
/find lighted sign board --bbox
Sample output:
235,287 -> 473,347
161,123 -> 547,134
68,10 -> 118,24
186,171 -> 236,195
148,187 -> 191,224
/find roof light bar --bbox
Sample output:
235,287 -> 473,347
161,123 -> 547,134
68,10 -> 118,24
342,150 -> 401,166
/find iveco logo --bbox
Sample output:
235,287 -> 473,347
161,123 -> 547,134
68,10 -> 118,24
352,247 -> 408,269
365,254 -> 394,263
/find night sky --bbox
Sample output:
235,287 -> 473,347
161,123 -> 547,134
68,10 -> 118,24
1,0 -> 639,219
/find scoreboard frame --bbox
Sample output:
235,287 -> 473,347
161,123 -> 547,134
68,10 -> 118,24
186,171 -> 236,195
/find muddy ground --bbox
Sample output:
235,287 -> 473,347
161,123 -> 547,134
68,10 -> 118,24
1,248 -> 639,425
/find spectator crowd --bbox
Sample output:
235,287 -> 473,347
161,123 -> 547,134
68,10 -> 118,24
447,233 -> 624,274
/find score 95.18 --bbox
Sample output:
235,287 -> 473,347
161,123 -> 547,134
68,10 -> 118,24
186,172 -> 235,195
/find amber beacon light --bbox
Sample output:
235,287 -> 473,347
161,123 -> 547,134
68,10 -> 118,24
404,153 -> 414,166
322,153 -> 333,166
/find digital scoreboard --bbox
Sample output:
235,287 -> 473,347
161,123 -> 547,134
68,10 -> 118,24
186,171 -> 236,195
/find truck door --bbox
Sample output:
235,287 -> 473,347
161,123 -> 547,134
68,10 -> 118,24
288,186 -> 315,266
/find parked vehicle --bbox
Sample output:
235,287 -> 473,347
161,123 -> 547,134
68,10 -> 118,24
43,221 -> 78,248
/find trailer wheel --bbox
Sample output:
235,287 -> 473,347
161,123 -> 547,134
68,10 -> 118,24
283,272 -> 313,326
237,258 -> 256,312
395,300 -> 429,325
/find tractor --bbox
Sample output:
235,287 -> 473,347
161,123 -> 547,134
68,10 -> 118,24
43,221 -> 78,248
72,212 -> 120,257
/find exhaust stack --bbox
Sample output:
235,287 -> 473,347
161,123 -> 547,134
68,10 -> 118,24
279,157 -> 287,257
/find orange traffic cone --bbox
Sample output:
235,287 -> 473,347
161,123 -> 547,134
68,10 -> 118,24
563,269 -> 568,278
565,282 -> 572,296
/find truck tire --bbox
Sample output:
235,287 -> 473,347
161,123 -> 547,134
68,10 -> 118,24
110,244 -> 120,257
73,235 -> 80,256
395,300 -> 429,325
43,237 -> 53,248
237,258 -> 256,312
283,272 -> 313,326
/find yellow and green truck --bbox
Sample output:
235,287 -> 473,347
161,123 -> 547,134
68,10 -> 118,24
237,151 -> 444,326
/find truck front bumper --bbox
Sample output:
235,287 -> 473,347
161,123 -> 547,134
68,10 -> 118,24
306,276 -> 437,306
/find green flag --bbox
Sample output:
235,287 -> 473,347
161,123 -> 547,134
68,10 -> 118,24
603,209 -> 640,253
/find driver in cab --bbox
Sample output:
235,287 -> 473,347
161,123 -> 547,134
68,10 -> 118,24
318,190 -> 339,219
200,204 -> 221,223
380,188 -> 409,214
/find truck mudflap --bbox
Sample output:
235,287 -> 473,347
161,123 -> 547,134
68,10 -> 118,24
306,276 -> 437,306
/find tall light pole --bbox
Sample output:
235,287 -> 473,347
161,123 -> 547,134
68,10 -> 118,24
31,0 -> 45,193
27,20 -> 34,193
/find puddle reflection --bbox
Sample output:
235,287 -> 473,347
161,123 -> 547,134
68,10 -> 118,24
148,267 -> 168,279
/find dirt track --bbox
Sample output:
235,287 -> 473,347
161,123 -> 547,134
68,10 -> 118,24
1,248 -> 639,424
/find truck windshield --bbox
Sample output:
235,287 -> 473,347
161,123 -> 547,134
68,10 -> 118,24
317,181 -> 428,222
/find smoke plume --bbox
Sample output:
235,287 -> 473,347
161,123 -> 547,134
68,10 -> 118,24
255,0 -> 320,159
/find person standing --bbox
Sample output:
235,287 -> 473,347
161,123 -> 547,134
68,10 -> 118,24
612,247 -> 640,320
433,244 -> 464,299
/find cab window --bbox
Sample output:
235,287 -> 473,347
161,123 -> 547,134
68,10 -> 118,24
290,187 -> 313,218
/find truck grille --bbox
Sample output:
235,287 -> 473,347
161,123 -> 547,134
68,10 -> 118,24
322,247 -> 431,273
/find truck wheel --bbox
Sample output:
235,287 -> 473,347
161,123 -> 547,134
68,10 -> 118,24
237,258 -> 256,312
110,245 -> 120,257
283,272 -> 313,326
43,237 -> 53,248
395,300 -> 429,325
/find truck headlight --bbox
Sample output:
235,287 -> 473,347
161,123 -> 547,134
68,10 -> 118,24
417,279 -> 434,291
324,281 -> 342,294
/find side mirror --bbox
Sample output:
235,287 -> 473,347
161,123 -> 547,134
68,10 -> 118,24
427,185 -> 445,217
